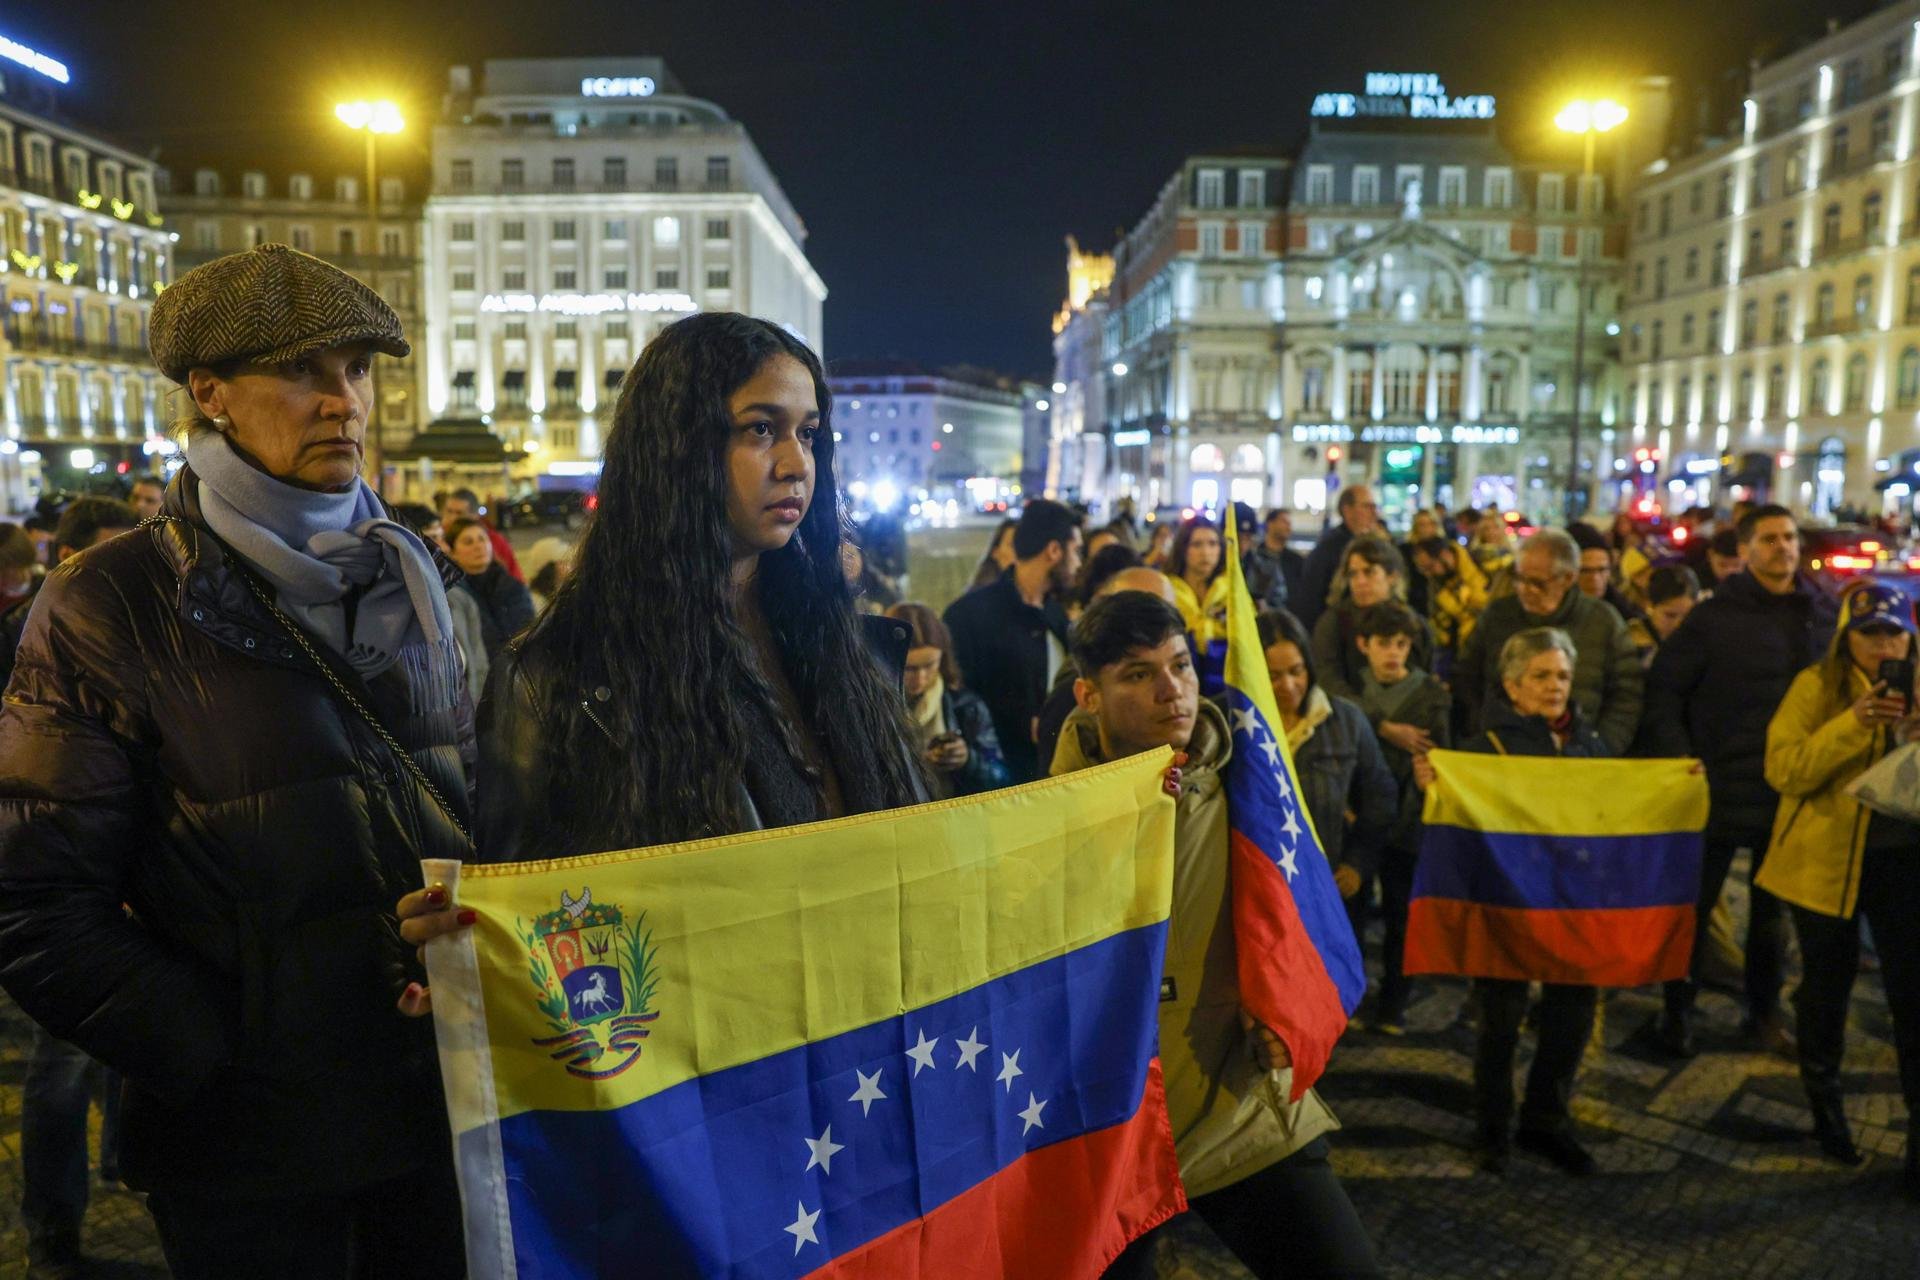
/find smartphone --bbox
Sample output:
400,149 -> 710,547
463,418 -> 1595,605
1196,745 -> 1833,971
1880,658 -> 1915,714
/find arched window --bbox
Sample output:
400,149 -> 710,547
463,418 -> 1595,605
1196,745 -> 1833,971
1231,443 -> 1265,473
1863,191 -> 1884,238
1766,363 -> 1786,417
1822,202 -> 1842,248
1738,368 -> 1755,417
1816,282 -> 1836,324
1703,372 -> 1721,422
1809,357 -> 1831,414
1853,274 -> 1874,321
1897,347 -> 1920,409
1190,442 -> 1227,473
1844,353 -> 1869,412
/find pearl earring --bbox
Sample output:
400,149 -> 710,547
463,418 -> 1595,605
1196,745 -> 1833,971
212,413 -> 231,431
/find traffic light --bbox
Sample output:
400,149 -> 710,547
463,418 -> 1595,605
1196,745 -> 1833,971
1326,445 -> 1343,466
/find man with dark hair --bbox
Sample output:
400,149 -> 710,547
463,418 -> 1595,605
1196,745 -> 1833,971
1058,591 -> 1381,1279
1704,526 -> 1745,588
1644,502 -> 1836,1057
438,485 -> 523,582
1,498 -> 139,685
1296,484 -> 1380,632
127,474 -> 167,522
1245,507 -> 1303,614
942,498 -> 1082,783
1567,523 -> 1643,622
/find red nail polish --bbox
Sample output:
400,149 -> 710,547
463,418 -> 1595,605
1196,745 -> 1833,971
456,909 -> 477,926
403,982 -> 422,999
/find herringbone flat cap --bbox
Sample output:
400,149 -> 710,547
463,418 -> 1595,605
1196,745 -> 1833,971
149,243 -> 409,382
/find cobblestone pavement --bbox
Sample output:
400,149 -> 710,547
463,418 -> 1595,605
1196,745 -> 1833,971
3,955 -> 1914,1277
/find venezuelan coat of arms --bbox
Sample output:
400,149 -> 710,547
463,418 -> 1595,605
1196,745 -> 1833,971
519,888 -> 661,1079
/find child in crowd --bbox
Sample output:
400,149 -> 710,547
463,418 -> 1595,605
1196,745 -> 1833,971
1353,601 -> 1452,1032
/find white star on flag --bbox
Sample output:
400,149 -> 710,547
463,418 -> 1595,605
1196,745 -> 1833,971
1018,1091 -> 1048,1134
1260,737 -> 1282,766
849,1067 -> 887,1116
1277,842 -> 1300,881
905,1029 -> 940,1076
997,1049 -> 1024,1092
954,1026 -> 987,1071
1230,705 -> 1257,738
803,1125 -> 844,1175
1280,806 -> 1303,844
784,1201 -> 821,1254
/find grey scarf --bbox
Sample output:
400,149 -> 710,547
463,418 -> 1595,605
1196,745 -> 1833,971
1359,666 -> 1428,725
184,430 -> 461,708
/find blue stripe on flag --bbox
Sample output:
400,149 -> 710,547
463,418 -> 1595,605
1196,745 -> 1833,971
1221,688 -> 1367,1013
1414,824 -> 1704,912
467,920 -> 1169,1280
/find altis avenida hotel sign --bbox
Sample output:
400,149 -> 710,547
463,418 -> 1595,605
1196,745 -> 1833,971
1312,73 -> 1495,121
481,291 -> 696,316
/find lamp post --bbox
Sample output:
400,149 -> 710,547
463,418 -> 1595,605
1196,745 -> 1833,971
334,100 -> 404,496
1554,97 -> 1628,519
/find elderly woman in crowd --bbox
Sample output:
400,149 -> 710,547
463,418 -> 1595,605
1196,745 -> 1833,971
0,245 -> 470,1276
1426,627 -> 1610,1179
1756,584 -> 1920,1193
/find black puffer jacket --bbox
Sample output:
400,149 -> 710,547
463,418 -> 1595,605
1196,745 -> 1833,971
1642,570 -> 1838,838
0,470 -> 474,1199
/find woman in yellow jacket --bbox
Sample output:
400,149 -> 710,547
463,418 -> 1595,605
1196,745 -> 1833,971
1168,515 -> 1231,647
1757,582 -> 1920,1194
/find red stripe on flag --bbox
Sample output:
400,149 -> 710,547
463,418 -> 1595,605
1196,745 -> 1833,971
810,1059 -> 1187,1280
1404,898 -> 1696,986
1228,830 -> 1349,1101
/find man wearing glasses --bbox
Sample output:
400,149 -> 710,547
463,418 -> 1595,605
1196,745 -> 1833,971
1454,528 -> 1644,753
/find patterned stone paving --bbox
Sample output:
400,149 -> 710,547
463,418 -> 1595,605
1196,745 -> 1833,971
1,960 -> 1914,1277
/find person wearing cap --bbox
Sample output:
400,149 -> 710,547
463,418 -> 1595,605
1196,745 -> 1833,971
1756,582 -> 1920,1192
0,244 -> 470,1275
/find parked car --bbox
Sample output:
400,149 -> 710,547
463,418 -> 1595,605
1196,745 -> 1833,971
503,488 -> 594,531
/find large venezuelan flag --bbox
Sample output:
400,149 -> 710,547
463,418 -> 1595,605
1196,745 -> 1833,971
1405,750 -> 1708,986
423,750 -> 1184,1280
1221,520 -> 1366,1099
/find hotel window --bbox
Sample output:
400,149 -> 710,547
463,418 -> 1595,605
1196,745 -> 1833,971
504,320 -> 527,340
1749,157 -> 1768,205
1237,221 -> 1264,256
1822,202 -> 1842,248
1815,282 -> 1835,324
290,225 -> 313,252
1898,347 -> 1920,408
336,227 -> 357,256
1352,167 -> 1380,205
1689,180 -> 1703,214
1681,313 -> 1695,347
1437,167 -> 1465,207
193,222 -> 219,251
1830,126 -> 1850,174
502,220 -> 525,241
449,160 -> 472,190
1771,293 -> 1789,341
1766,364 -> 1785,416
1908,264 -> 1920,317
1536,174 -> 1564,213
1740,299 -> 1757,344
1779,218 -> 1796,259
707,267 -> 731,290
604,268 -> 628,289
335,177 -> 358,202
1845,353 -> 1868,411
1484,168 -> 1512,207
452,270 -> 475,291
453,320 -> 475,341
1196,169 -> 1224,208
656,268 -> 680,289
502,269 -> 525,290
555,321 -> 577,340
379,177 -> 403,204
451,220 -> 474,242
1738,369 -> 1754,416
1299,360 -> 1328,413
1650,320 -> 1664,359
552,219 -> 576,241
705,155 -> 730,188
1711,240 -> 1726,284
553,158 -> 575,190
1237,169 -> 1264,208
1863,191 -> 1884,238
654,157 -> 678,189
553,268 -> 577,289
241,172 -> 266,199
654,216 -> 680,246
1304,166 -> 1333,205
1704,373 -> 1719,419
705,217 -> 730,240
1684,246 -> 1699,280
606,319 -> 629,339
1394,165 -> 1422,204
603,157 -> 627,189
1199,222 -> 1223,257
1810,358 -> 1831,411
1715,173 -> 1731,216
1853,274 -> 1873,319
450,371 -> 476,409
501,159 -> 524,189
605,219 -> 628,240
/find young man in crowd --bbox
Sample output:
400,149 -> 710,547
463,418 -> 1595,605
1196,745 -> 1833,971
1244,505 -> 1304,614
127,474 -> 167,522
0,498 -> 139,686
1643,503 -> 1837,1057
1352,601 -> 1452,1034
942,497 -> 1082,783
1056,591 -> 1381,1279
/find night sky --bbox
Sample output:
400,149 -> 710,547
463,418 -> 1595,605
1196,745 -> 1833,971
0,0 -> 1883,377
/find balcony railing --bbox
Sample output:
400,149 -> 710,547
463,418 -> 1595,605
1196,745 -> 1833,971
1813,231 -> 1871,262
439,177 -> 742,197
1,330 -> 149,362
1803,314 -> 1872,339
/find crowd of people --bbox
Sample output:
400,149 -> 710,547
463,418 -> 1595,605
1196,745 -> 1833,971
0,240 -> 1913,1279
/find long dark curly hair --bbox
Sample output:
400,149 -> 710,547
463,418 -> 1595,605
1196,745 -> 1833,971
522,312 -> 923,850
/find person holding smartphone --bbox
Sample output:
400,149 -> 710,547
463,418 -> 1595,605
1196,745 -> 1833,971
1757,582 -> 1920,1196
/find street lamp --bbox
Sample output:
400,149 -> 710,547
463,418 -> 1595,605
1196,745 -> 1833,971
1555,97 -> 1627,518
335,100 -> 404,495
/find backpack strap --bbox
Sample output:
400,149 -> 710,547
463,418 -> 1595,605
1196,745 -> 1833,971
1486,730 -> 1509,756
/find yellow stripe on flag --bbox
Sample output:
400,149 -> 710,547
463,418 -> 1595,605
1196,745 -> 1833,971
1420,749 -> 1709,836
437,748 -> 1175,1125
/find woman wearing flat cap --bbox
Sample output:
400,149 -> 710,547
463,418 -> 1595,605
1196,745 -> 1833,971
0,244 -> 471,1276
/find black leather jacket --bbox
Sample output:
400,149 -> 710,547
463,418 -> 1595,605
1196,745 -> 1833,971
0,470 -> 474,1199
476,613 -> 922,862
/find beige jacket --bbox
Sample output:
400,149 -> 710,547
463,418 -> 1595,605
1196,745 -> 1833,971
1051,701 -> 1338,1197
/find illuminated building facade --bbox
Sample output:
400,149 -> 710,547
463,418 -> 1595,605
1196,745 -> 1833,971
421,57 -> 825,487
1621,0 -> 1920,517
826,362 -> 1029,511
0,32 -> 173,512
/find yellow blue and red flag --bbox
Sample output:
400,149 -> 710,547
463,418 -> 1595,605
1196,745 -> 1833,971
1221,519 -> 1366,1099
1406,750 -> 1708,985
423,749 -> 1184,1279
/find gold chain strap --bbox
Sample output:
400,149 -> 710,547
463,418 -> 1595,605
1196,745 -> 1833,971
230,548 -> 474,848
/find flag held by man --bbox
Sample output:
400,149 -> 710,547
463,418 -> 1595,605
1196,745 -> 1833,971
1406,750 -> 1708,986
424,749 -> 1185,1280
1221,519 -> 1367,1099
